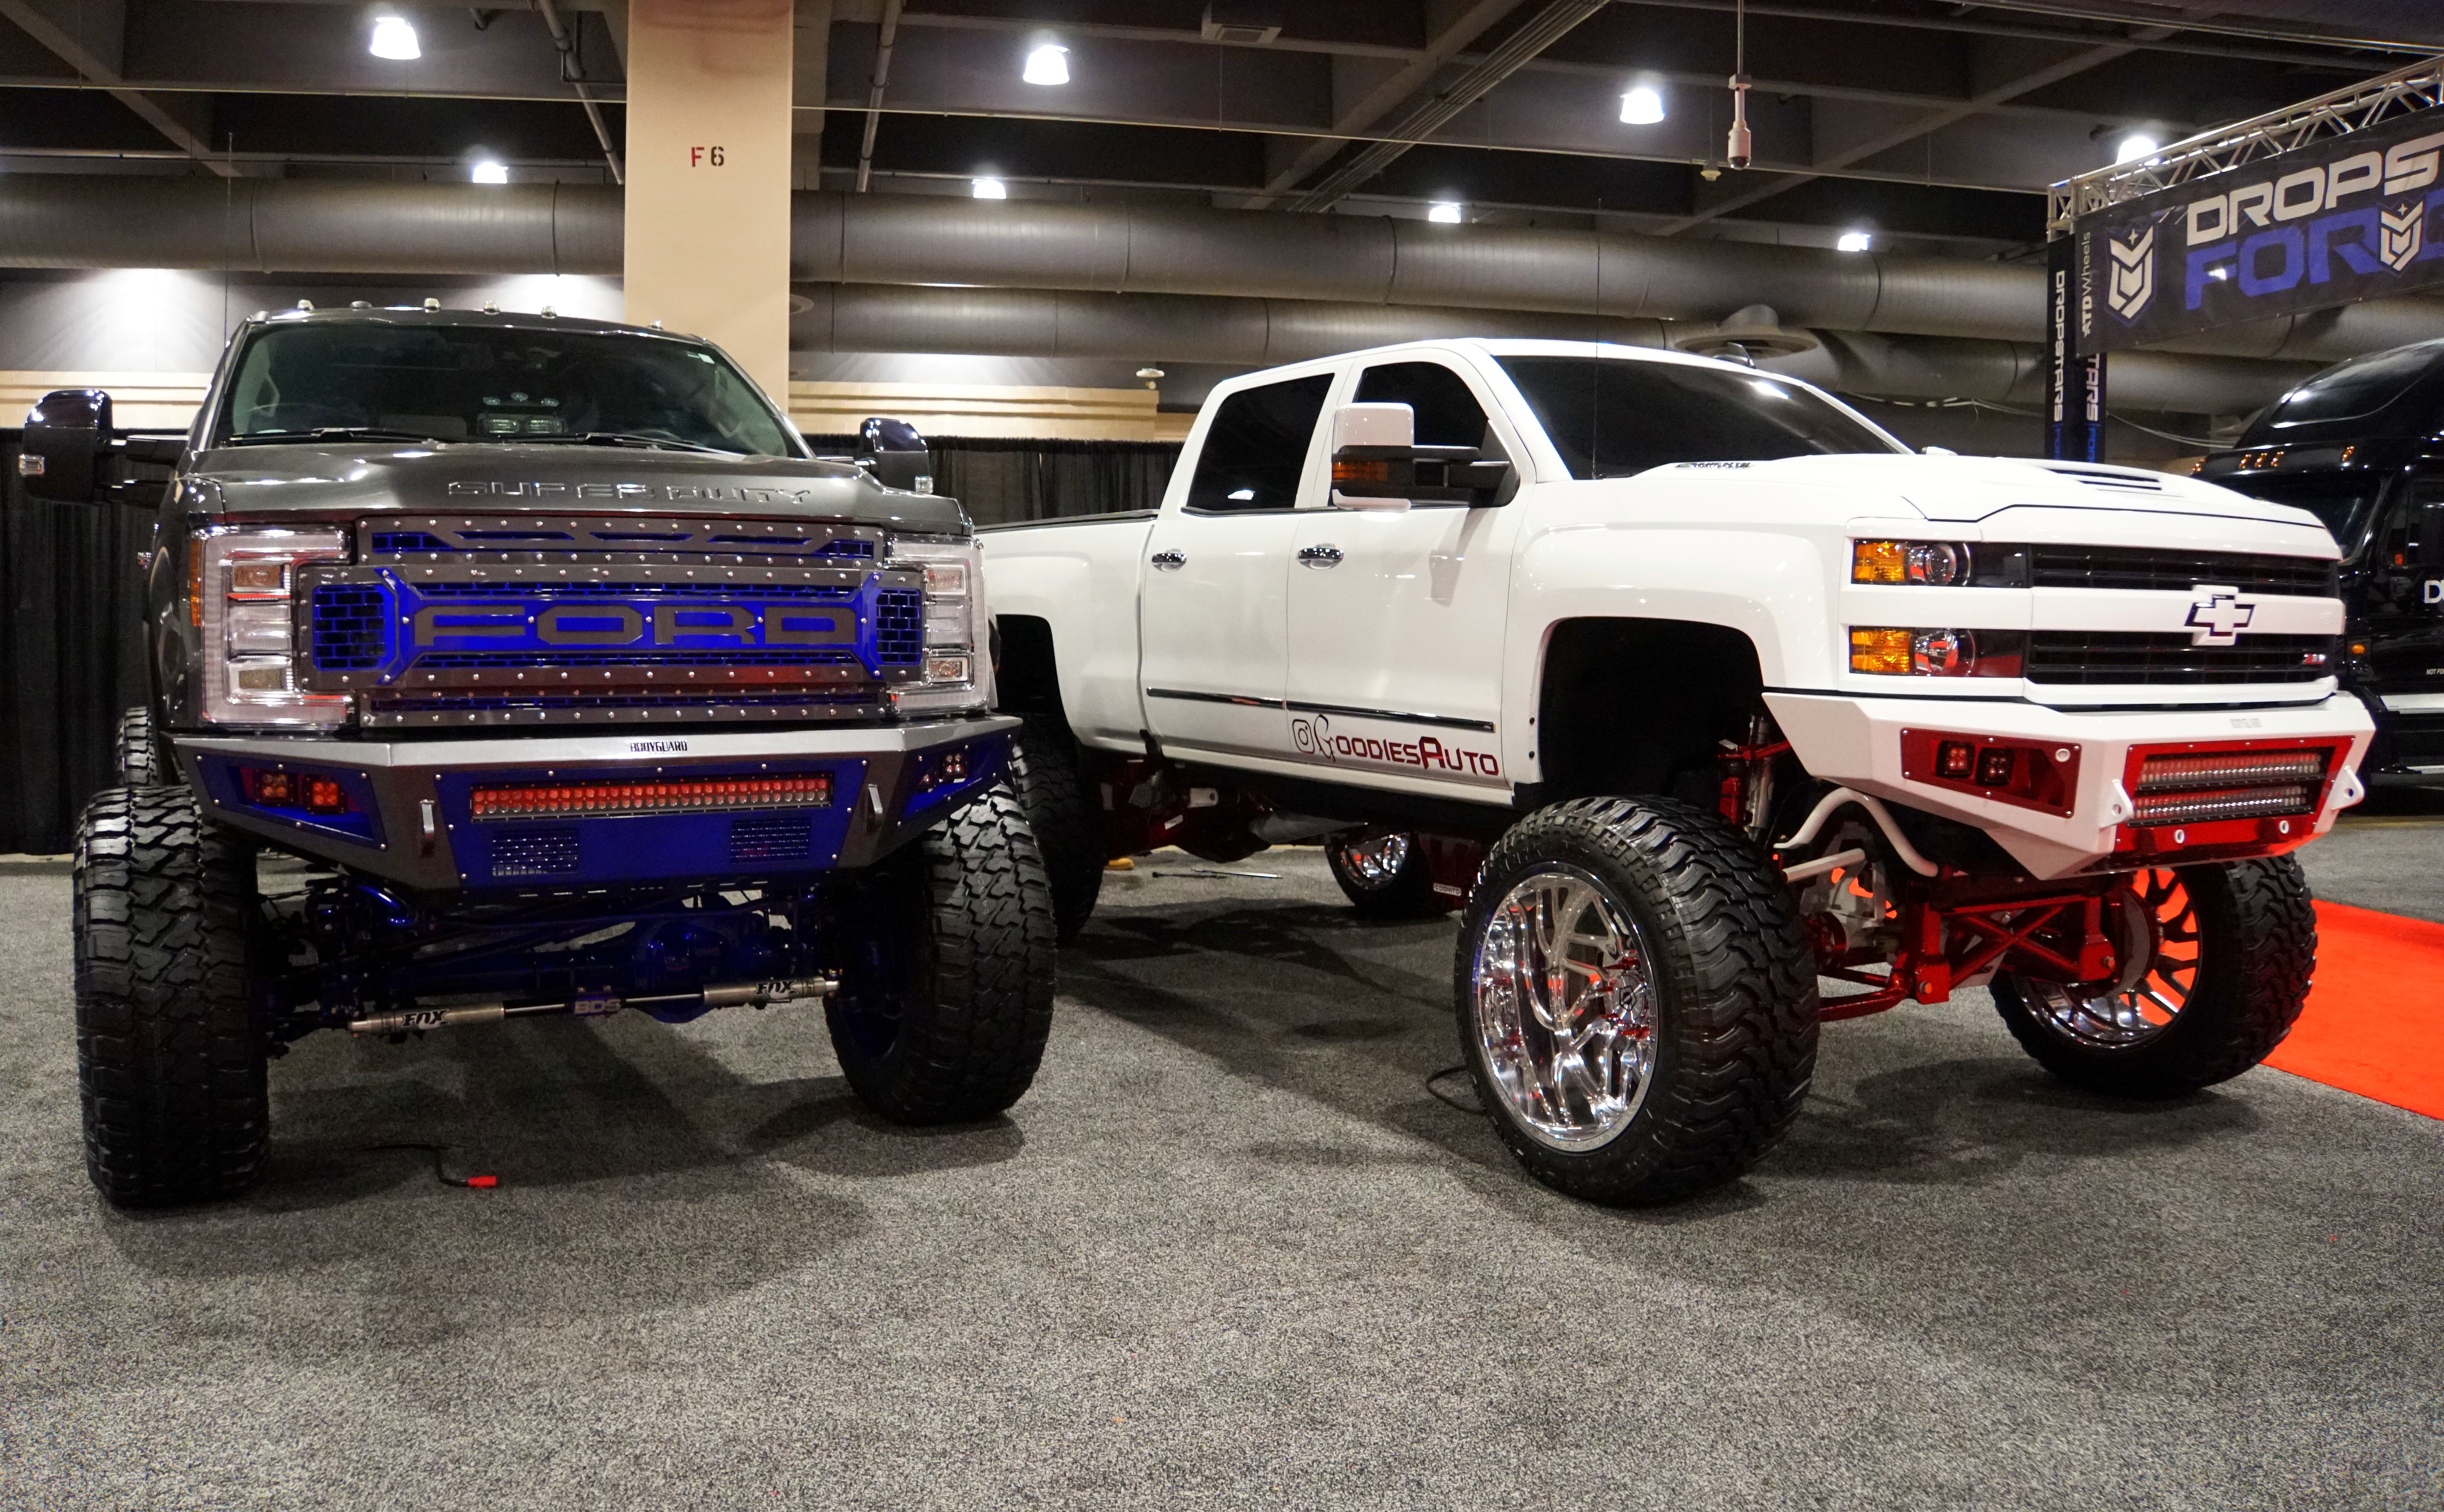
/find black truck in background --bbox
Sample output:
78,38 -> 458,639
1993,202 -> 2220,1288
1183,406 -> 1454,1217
2202,337 -> 2444,785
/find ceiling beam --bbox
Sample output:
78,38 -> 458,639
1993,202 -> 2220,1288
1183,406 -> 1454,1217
0,0 -> 234,172
1611,0 -> 2415,68
1239,0 -> 1535,210
1650,9 -> 2225,234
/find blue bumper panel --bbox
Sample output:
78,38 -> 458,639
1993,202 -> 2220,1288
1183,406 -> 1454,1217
193,754 -> 387,846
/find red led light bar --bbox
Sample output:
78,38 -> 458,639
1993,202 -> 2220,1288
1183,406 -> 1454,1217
470,774 -> 832,822
1899,730 -> 2080,815
241,766 -> 353,815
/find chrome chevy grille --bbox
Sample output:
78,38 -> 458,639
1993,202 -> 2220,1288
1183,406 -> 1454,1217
296,515 -> 921,728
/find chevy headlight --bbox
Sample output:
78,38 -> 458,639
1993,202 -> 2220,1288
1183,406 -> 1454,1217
885,536 -> 989,715
195,527 -> 350,725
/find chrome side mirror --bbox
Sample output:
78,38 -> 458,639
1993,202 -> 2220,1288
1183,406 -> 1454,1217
1329,400 -> 1512,509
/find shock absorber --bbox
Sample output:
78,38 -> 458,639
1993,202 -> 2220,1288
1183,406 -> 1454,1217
347,978 -> 837,1035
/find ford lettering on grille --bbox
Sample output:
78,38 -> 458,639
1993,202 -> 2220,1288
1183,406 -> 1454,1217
409,598 -> 858,651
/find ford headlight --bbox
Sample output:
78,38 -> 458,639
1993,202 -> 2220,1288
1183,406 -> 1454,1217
884,536 -> 989,715
194,527 -> 350,725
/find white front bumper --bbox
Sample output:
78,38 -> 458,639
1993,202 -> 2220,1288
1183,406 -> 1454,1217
1766,691 -> 2374,879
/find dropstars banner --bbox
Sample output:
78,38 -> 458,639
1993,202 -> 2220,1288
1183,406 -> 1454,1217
2074,107 -> 2444,355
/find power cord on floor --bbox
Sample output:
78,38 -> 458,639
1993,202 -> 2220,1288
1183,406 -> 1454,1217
1425,1064 -> 1481,1114
366,1142 -> 498,1190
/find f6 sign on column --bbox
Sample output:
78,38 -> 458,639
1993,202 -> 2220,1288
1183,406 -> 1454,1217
689,146 -> 726,167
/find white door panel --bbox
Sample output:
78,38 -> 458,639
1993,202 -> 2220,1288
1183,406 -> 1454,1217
1283,504 -> 1516,791
1140,512 -> 1300,758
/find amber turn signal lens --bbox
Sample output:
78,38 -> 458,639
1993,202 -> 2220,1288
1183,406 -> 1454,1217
1852,540 -> 1906,584
1850,626 -> 1912,674
1332,460 -> 1390,485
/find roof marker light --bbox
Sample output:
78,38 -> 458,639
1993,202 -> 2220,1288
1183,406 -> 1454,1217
369,15 -> 420,61
1427,201 -> 1464,223
972,177 -> 1008,199
1620,85 -> 1665,125
1023,44 -> 1069,86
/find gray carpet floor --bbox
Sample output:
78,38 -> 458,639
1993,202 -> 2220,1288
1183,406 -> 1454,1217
2,836 -> 2439,1510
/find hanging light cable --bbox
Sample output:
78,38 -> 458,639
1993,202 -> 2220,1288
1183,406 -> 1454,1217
1725,0 -> 1753,172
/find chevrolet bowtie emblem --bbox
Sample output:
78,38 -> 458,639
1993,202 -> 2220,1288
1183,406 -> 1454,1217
2185,585 -> 2255,647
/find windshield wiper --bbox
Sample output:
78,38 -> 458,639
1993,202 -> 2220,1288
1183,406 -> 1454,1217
514,431 -> 735,455
226,427 -> 451,446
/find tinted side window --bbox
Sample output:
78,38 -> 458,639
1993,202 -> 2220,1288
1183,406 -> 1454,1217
1353,361 -> 1506,459
1185,373 -> 1332,512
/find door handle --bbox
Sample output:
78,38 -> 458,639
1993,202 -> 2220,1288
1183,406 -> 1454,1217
1150,549 -> 1185,570
1298,544 -> 1344,568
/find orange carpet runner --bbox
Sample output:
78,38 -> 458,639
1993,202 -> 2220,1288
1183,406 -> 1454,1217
2267,901 -> 2444,1119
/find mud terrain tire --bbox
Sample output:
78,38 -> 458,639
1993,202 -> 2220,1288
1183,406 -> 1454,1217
828,787 -> 1059,1122
1008,713 -> 1104,942
1992,858 -> 2315,1098
1455,795 -> 1818,1206
73,785 -> 267,1208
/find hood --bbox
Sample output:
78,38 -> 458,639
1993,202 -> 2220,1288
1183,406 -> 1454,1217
1649,453 -> 2328,531
182,442 -> 970,535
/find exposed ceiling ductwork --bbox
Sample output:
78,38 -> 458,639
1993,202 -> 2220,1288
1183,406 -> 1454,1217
789,281 -> 2321,416
0,176 -> 2427,384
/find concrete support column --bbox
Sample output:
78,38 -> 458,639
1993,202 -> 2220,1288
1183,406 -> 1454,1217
622,0 -> 795,398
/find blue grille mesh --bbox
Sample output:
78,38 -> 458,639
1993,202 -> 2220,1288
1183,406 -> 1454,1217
308,584 -> 390,671
873,588 -> 922,666
420,582 -> 856,600
729,814 -> 812,864
370,531 -> 454,554
490,827 -> 580,878
413,648 -> 861,669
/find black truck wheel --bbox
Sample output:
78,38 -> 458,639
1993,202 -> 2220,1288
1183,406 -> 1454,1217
1008,713 -> 1104,942
1453,796 -> 1818,1206
115,704 -> 172,788
1992,859 -> 2315,1098
827,786 -> 1059,1123
72,786 -> 268,1209
1326,831 -> 1445,918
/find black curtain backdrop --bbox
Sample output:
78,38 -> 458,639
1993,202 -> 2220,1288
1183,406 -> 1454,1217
0,431 -> 153,854
807,435 -> 1181,526
0,434 -> 1178,854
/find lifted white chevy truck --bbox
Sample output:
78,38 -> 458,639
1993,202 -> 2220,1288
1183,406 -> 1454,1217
984,338 -> 2374,1206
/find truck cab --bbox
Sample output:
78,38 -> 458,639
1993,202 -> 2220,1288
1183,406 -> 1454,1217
2200,337 -> 2444,785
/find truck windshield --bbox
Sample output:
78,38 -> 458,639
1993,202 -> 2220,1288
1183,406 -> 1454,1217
217,322 -> 800,456
1498,356 -> 1900,479
2261,339 -> 2444,430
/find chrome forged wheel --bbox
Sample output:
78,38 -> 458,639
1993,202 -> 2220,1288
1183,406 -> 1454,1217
1335,832 -> 1412,889
1992,858 -> 2315,1100
1325,829 -> 1444,918
1472,865 -> 1660,1150
1454,797 -> 1817,1205
2018,870 -> 2199,1050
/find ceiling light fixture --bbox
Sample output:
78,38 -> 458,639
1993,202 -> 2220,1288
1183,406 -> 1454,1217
1620,85 -> 1665,125
471,160 -> 509,184
972,177 -> 1008,199
369,15 -> 420,61
1427,201 -> 1464,223
1835,230 -> 1871,252
2115,132 -> 2160,164
1023,44 -> 1069,86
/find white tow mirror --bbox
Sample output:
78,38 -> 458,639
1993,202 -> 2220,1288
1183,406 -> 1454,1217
1331,402 -> 1416,511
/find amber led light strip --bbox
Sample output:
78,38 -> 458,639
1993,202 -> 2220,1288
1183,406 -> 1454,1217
470,774 -> 832,822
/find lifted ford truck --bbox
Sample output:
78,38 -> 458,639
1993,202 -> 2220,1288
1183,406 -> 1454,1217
22,306 -> 1055,1209
986,338 -> 2373,1206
